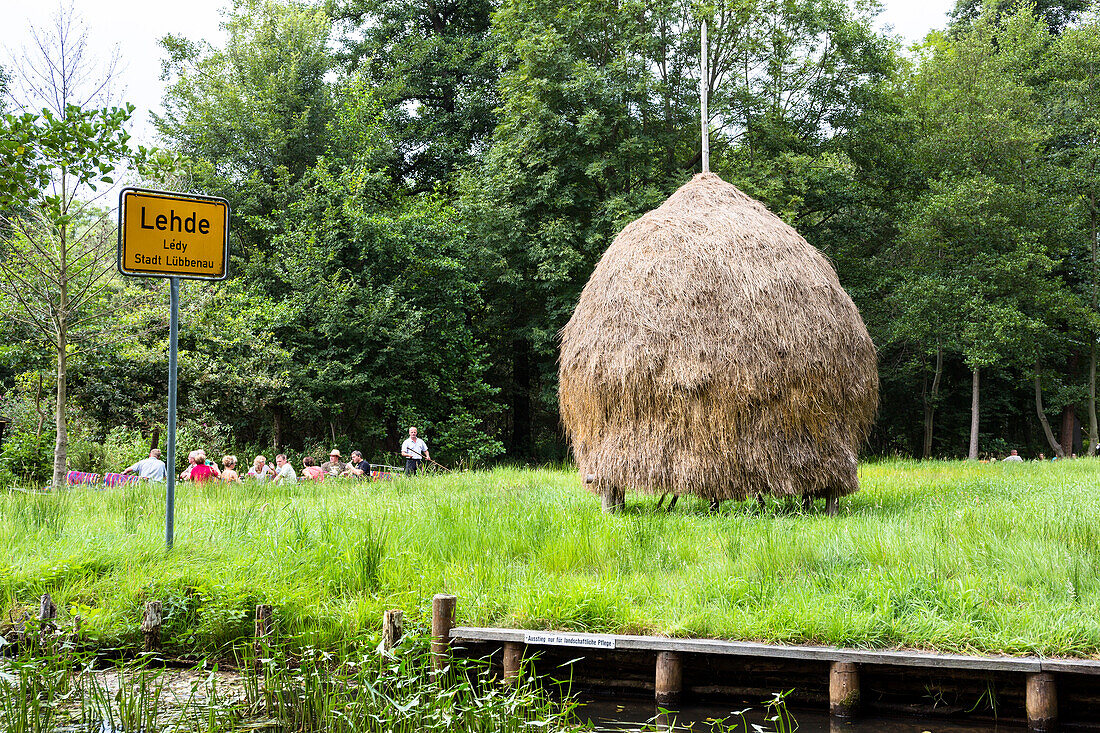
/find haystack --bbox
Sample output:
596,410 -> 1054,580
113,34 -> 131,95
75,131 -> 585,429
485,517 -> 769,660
558,173 -> 878,508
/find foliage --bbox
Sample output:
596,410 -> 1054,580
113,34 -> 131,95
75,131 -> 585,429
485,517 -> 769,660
14,0 -> 1100,462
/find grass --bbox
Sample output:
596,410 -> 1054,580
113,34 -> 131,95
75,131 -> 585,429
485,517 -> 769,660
0,636 -> 588,733
2,459 -> 1100,657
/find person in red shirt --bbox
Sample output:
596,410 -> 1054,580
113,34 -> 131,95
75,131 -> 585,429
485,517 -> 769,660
183,450 -> 220,483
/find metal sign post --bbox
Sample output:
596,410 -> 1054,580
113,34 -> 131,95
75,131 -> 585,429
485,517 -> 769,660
166,277 -> 179,548
117,188 -> 229,550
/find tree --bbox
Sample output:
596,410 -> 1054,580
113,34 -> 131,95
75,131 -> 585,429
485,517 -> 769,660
889,9 -> 1082,458
155,0 -> 334,274
336,0 -> 499,191
950,0 -> 1087,35
1047,12 -> 1100,454
0,5 -> 156,488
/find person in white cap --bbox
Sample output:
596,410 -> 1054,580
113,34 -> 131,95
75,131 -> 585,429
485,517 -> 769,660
321,449 -> 347,477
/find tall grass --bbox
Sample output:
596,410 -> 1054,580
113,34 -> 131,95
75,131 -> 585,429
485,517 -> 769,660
1,460 -> 1099,656
0,638 -> 796,732
0,638 -> 583,733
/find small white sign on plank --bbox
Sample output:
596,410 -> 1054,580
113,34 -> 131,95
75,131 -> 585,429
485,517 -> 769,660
523,631 -> 616,650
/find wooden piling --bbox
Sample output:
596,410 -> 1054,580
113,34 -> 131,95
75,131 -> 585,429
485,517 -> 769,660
38,592 -> 57,628
432,594 -> 457,672
1026,672 -> 1057,732
655,651 -> 683,707
140,600 -> 162,652
382,609 -> 404,650
825,495 -> 839,516
829,661 -> 860,718
253,604 -> 273,666
503,641 -> 523,683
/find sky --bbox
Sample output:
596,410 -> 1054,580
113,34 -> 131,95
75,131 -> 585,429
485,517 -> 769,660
0,0 -> 957,146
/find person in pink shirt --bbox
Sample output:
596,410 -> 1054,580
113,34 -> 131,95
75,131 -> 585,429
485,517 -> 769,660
302,456 -> 324,481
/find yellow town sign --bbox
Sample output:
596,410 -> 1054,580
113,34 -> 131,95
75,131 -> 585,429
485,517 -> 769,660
118,188 -> 230,280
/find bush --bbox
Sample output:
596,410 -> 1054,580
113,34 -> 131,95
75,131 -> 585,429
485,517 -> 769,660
1,426 -> 54,484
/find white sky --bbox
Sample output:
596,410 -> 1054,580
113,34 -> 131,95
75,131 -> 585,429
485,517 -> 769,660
0,0 -> 956,146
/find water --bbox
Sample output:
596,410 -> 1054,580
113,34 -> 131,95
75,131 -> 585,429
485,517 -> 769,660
578,698 -> 1025,732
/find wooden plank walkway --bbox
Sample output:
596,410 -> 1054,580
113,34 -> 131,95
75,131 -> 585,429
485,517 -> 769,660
452,626 -> 1100,674
449,623 -> 1100,731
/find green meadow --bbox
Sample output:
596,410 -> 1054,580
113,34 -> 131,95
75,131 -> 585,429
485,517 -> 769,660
2,459 -> 1099,658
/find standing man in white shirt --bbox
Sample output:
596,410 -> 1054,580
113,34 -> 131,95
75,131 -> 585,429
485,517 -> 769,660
121,449 -> 168,481
401,427 -> 430,476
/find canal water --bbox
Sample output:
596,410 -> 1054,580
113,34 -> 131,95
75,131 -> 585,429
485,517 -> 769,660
578,698 -> 1024,732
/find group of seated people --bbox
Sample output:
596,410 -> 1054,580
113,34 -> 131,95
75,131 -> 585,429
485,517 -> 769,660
179,449 -> 374,484
116,447 -> 380,485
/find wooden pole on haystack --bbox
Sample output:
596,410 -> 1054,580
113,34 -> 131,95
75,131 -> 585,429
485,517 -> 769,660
701,20 -> 709,174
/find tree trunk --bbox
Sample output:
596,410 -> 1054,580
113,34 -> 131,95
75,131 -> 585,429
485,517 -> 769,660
1090,344 -> 1098,456
510,338 -> 532,458
922,346 -> 943,459
272,408 -> 282,451
1035,370 -> 1066,457
1091,192 -> 1098,456
1060,405 -> 1077,457
33,372 -> 46,448
1062,352 -> 1081,455
968,366 -> 980,460
52,328 -> 68,489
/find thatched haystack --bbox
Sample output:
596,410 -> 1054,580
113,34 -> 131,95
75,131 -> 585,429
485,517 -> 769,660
559,173 -> 877,508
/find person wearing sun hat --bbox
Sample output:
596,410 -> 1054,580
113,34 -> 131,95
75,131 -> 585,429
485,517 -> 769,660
321,449 -> 347,477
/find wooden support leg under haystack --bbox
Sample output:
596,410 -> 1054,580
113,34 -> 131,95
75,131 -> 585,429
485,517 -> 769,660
826,494 -> 839,516
666,494 -> 679,512
801,495 -> 813,512
601,486 -> 625,513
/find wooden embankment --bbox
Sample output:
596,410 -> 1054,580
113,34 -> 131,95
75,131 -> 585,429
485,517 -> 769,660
17,592 -> 1096,731
430,596 -> 1099,732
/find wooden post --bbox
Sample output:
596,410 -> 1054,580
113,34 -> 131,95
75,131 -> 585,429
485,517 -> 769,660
503,641 -> 523,683
38,592 -> 57,628
601,486 -> 625,513
801,495 -> 813,512
140,600 -> 162,652
829,662 -> 860,718
432,594 -> 456,672
382,609 -> 404,650
254,604 -> 273,658
826,495 -> 839,516
1027,672 -> 1057,732
655,651 -> 683,707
